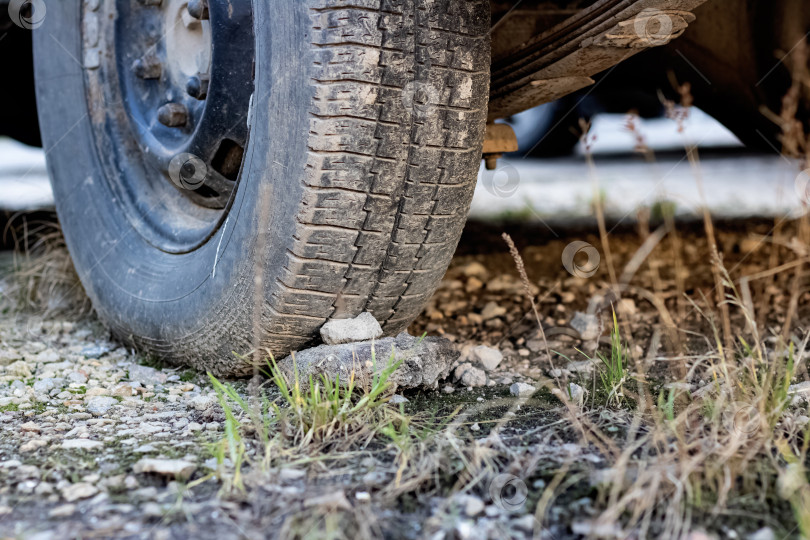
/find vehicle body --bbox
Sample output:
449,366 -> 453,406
0,0 -> 806,375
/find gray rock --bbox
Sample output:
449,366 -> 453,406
33,378 -> 63,394
6,360 -> 32,378
480,301 -> 506,321
510,382 -> 536,397
19,439 -> 48,453
133,486 -> 158,501
16,465 -> 40,479
566,359 -> 596,375
0,349 -> 20,366
454,521 -> 476,540
110,383 -> 134,397
526,339 -> 546,353
278,333 -> 458,390
47,361 -> 73,371
48,504 -> 76,518
304,490 -> 352,510
279,468 -> 306,481
81,345 -> 110,359
568,382 -> 586,405
142,502 -> 164,517
128,364 -> 167,386
470,346 -> 503,371
570,312 -> 601,341
460,495 -> 485,517
85,396 -> 118,416
66,371 -> 88,384
454,363 -> 487,387
190,394 -> 216,411
17,480 -> 37,494
319,312 -> 383,345
462,261 -> 488,278
20,421 -> 40,432
133,458 -> 197,480
62,482 -> 99,502
34,349 -> 61,364
62,439 -> 103,451
362,471 -> 387,487
124,476 -> 139,489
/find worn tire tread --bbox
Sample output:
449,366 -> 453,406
264,0 -> 490,352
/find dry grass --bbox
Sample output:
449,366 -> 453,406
2,215 -> 90,318
511,54 -> 810,537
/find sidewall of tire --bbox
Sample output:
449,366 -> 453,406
34,0 -> 313,375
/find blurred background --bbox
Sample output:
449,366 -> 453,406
2,101 -> 802,227
471,101 -> 803,226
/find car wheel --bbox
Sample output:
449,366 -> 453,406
34,0 -> 490,375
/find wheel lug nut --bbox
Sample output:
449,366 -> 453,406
157,103 -> 188,127
186,74 -> 209,100
187,0 -> 208,20
132,55 -> 162,80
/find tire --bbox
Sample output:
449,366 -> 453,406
34,0 -> 490,376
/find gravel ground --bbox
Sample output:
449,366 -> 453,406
0,216 -> 807,539
0,310 -> 233,538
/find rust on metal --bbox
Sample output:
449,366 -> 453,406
488,0 -> 708,121
482,123 -> 519,170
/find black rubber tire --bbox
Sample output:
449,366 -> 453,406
34,0 -> 490,376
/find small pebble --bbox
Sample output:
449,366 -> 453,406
510,382 -> 536,397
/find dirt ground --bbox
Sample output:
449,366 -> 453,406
1,213 -> 809,540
